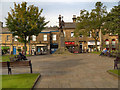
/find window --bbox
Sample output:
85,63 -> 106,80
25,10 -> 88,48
105,39 -> 109,45
105,39 -> 109,49
80,34 -> 83,37
14,36 -> 18,41
43,35 -> 47,41
63,31 -> 65,37
89,31 -> 92,37
71,32 -> 74,37
53,34 -> 56,41
32,35 -> 36,41
112,39 -> 116,49
7,35 -> 10,41
26,36 -> 29,41
96,32 -> 99,37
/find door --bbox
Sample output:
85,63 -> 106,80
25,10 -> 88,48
38,47 -> 40,52
80,43 -> 82,53
13,46 -> 16,55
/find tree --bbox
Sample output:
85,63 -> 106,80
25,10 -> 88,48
103,4 -> 120,52
6,2 -> 48,55
75,2 -> 107,51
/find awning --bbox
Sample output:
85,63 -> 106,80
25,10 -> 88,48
36,44 -> 47,46
1,46 -> 10,50
88,41 -> 100,45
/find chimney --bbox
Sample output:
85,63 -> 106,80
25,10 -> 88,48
58,15 -> 61,27
72,15 -> 76,23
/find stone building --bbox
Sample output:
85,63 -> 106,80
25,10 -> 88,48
0,21 -> 59,55
0,15 -> 119,55
102,34 -> 118,50
59,15 -> 119,52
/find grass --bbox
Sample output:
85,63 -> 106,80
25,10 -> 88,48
91,51 -> 101,54
2,73 -> 39,88
0,54 -> 32,62
108,70 -> 120,76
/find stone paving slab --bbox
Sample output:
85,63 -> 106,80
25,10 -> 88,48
2,53 -> 119,88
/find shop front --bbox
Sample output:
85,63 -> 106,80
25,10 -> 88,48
1,46 -> 10,55
36,44 -> 48,55
88,40 -> 100,52
65,41 -> 75,53
50,43 -> 58,54
112,39 -> 116,50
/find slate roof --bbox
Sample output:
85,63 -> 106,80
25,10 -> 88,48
41,27 -> 58,32
64,22 -> 76,29
0,27 -> 11,34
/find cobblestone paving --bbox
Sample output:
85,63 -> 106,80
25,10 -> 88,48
2,53 -> 118,88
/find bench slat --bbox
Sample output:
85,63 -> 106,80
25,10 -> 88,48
10,61 -> 30,67
2,62 -> 8,67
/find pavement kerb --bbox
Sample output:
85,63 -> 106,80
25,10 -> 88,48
107,70 -> 120,79
31,73 -> 41,89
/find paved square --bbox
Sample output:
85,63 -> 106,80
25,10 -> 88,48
2,53 -> 118,88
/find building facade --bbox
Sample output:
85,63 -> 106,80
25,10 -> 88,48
0,22 -> 59,55
0,15 -> 119,55
59,15 -> 118,53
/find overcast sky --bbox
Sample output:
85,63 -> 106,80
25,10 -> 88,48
0,0 -> 119,27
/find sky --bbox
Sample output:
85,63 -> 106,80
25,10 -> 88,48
0,0 -> 119,27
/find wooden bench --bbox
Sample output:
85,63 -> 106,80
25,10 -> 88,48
114,57 -> 120,69
1,60 -> 32,74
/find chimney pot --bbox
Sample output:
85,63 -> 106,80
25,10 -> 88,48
72,15 -> 76,23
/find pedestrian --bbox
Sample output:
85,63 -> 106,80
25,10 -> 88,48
99,48 -> 107,56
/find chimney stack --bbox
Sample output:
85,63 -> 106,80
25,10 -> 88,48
72,15 -> 76,23
58,15 -> 62,27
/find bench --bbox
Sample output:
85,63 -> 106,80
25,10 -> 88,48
114,57 -> 120,69
1,60 -> 32,74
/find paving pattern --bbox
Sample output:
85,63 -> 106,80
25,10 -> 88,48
2,53 -> 118,88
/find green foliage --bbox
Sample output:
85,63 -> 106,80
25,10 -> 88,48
75,2 -> 107,51
6,2 -> 48,54
91,51 -> 101,54
103,5 -> 120,42
17,48 -> 21,52
108,70 -> 120,76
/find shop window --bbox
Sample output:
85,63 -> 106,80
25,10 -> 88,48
89,31 -> 92,37
7,35 -> 10,41
71,32 -> 74,37
14,36 -> 18,41
105,39 -> 109,45
32,35 -> 36,41
43,35 -> 47,41
53,34 -> 56,41
96,32 -> 99,37
105,39 -> 109,49
112,39 -> 116,49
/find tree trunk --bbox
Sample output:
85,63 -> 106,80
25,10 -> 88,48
95,39 -> 98,52
24,42 -> 27,55
29,40 -> 30,55
24,36 -> 27,55
118,34 -> 120,56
